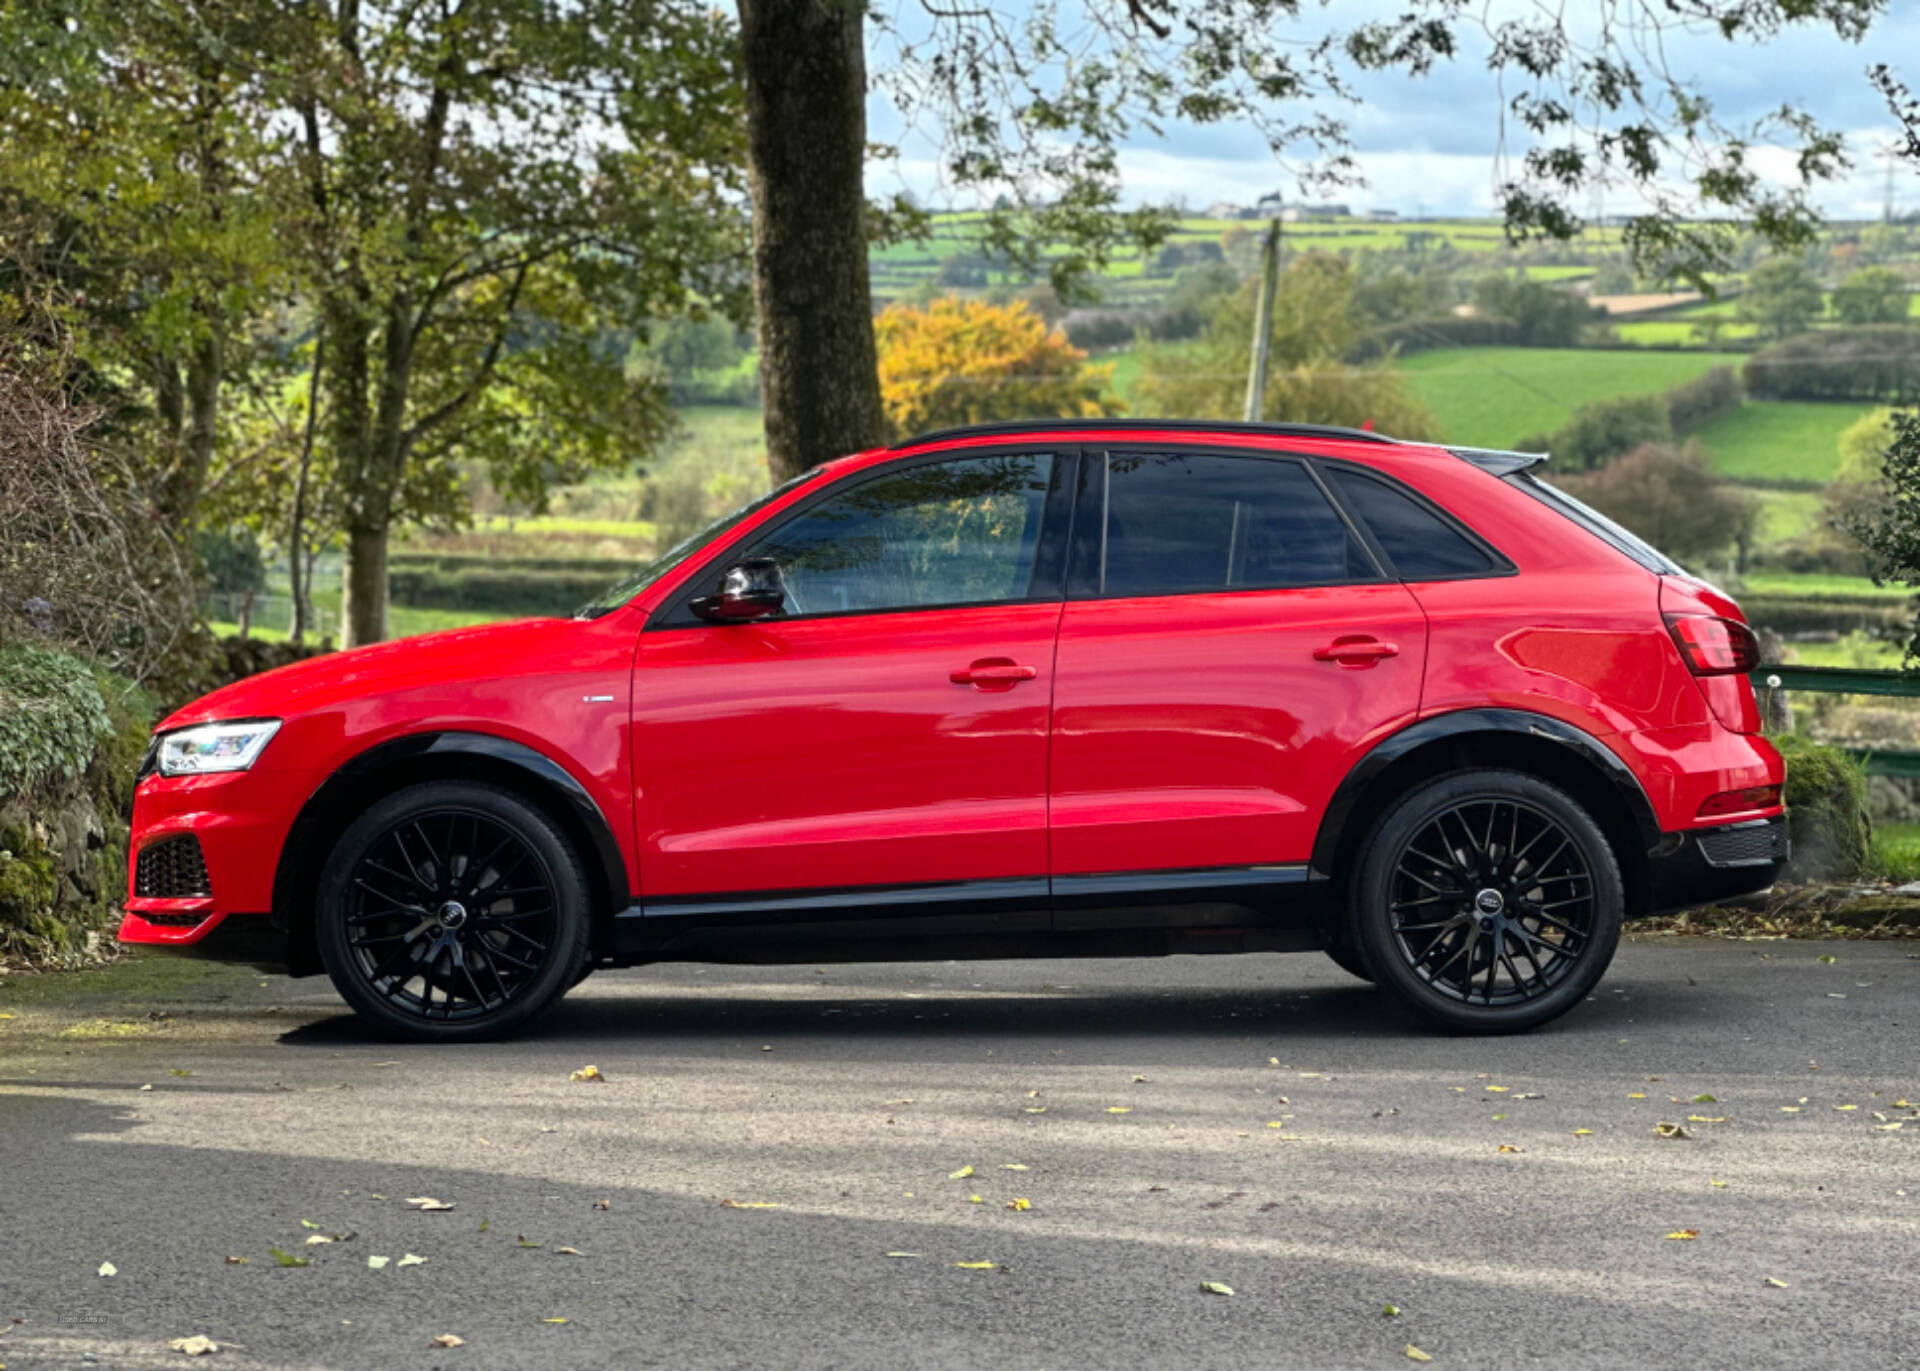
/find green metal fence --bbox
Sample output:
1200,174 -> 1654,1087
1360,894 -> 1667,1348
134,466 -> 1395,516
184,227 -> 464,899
1750,665 -> 1920,777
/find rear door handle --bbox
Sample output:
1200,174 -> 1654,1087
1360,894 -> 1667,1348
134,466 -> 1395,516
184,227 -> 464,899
951,658 -> 1039,690
1313,636 -> 1398,667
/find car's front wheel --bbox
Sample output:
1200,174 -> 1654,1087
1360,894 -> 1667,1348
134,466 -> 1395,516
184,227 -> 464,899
315,781 -> 592,1042
1349,769 -> 1623,1033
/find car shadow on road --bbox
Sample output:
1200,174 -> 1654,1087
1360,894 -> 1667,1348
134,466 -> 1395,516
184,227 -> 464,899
275,972 -> 1704,1050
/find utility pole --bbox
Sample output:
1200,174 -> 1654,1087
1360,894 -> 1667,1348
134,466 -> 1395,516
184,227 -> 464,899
1244,216 -> 1281,422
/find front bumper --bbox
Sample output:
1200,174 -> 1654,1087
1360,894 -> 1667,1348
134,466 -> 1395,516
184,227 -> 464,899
117,766 -> 311,954
1646,814 -> 1788,914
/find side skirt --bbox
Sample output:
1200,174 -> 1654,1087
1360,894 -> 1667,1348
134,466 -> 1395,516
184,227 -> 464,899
611,866 -> 1326,964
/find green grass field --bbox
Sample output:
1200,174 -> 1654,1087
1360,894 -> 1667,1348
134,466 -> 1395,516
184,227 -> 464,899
1750,488 -> 1824,543
1396,347 -> 1745,447
1740,571 -> 1910,600
1692,400 -> 1880,485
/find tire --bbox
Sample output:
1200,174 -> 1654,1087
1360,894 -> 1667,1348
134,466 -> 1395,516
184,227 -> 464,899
1323,942 -> 1375,983
1348,769 -> 1623,1033
315,781 -> 593,1042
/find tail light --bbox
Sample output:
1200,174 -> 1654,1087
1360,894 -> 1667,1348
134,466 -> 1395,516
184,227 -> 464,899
1666,614 -> 1760,676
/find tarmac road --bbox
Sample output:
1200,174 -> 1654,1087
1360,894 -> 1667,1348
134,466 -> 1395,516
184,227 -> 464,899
0,936 -> 1915,1370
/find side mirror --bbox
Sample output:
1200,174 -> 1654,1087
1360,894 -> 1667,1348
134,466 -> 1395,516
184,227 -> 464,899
690,556 -> 787,623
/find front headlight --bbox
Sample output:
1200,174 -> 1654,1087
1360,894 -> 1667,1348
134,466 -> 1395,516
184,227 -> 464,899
154,720 -> 282,777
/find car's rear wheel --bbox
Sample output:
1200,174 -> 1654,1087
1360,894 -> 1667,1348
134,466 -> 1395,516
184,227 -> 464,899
315,781 -> 592,1042
1349,769 -> 1622,1033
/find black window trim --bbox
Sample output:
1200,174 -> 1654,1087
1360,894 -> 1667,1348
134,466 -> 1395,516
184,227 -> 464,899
1064,443 -> 1394,602
1310,457 -> 1519,584
647,445 -> 1081,631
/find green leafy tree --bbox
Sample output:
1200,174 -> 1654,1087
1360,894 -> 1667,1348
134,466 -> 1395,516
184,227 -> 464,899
1837,409 -> 1920,657
1469,272 -> 1597,346
266,0 -> 747,643
1738,258 -> 1825,339
1830,266 -> 1911,325
1134,254 -> 1435,437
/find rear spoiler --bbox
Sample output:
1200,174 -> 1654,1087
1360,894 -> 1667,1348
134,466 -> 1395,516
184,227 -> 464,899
1448,446 -> 1549,477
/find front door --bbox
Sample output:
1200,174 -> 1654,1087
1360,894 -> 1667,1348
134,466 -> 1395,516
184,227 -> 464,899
1048,448 -> 1429,907
632,449 -> 1071,918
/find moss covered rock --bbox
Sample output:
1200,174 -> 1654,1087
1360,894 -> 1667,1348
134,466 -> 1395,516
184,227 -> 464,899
1775,734 -> 1872,882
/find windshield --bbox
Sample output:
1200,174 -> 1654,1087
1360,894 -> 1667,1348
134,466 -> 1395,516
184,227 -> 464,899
575,468 -> 824,618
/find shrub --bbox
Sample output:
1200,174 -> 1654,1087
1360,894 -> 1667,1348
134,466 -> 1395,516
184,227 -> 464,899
1346,314 -> 1527,362
876,298 -> 1122,441
1663,366 -> 1743,433
1774,734 -> 1871,882
1743,327 -> 1920,402
1829,266 -> 1911,326
1516,394 -> 1672,470
0,645 -> 111,800
1552,443 -> 1757,564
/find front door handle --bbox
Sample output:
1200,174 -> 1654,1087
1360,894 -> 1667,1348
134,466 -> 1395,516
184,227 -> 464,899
951,658 -> 1039,690
1313,636 -> 1398,668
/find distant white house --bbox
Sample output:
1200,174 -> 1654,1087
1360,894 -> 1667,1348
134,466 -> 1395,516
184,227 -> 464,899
1279,203 -> 1350,222
1366,208 -> 1399,222
1205,201 -> 1255,220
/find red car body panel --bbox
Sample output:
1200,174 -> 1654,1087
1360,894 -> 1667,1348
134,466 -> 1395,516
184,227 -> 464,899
1048,582 -> 1428,873
120,425 -> 1785,958
632,602 -> 1060,896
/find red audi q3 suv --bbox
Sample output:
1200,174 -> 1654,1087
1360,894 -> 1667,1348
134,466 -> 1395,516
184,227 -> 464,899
122,421 -> 1786,1040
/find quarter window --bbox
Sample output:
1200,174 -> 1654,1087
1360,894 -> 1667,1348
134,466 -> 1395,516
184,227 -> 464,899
742,452 -> 1055,616
1088,453 -> 1375,597
1322,467 -> 1501,579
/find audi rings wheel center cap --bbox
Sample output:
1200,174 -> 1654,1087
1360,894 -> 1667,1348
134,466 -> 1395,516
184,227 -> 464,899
437,901 -> 469,929
1474,888 -> 1505,916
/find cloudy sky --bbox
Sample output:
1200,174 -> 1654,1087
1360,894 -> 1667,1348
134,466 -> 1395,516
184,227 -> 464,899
865,2 -> 1920,221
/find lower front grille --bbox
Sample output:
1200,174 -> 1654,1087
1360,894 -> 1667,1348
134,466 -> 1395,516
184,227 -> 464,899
1697,822 -> 1786,868
134,836 -> 213,899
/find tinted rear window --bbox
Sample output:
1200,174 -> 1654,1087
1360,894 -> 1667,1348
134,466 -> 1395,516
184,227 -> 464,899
1322,468 -> 1500,579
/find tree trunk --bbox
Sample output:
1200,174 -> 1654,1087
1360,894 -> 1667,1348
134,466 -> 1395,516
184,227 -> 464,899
736,0 -> 884,480
288,340 -> 324,644
341,521 -> 388,646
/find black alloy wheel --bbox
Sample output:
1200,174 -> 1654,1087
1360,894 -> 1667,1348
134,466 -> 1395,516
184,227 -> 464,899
316,781 -> 591,1041
1350,770 -> 1623,1032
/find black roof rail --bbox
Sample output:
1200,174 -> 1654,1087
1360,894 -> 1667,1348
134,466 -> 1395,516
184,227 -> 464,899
889,418 -> 1402,450
1448,445 -> 1549,477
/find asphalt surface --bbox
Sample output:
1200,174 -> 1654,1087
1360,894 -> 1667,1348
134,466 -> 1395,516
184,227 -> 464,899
1,937 -> 1915,1371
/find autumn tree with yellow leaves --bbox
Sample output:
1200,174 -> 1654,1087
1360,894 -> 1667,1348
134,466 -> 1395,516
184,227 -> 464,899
875,299 -> 1123,441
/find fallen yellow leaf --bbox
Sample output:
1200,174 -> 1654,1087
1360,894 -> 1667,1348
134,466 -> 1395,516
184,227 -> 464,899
1105,1106 -> 1132,1114
1688,1115 -> 1728,1124
168,1336 -> 218,1356
1199,1281 -> 1234,1296
1007,1198 -> 1031,1212
1485,1085 -> 1508,1093
1665,1229 -> 1700,1240
954,1260 -> 999,1270
968,1194 -> 983,1204
97,1262 -> 116,1278
540,1317 -> 569,1324
719,1200 -> 780,1209
1763,1277 -> 1788,1289
1496,1144 -> 1524,1154
1652,1122 -> 1695,1139
1406,1346 -> 1433,1363
405,1197 -> 454,1211
1023,1107 -> 1047,1114
1628,1092 -> 1646,1100
430,1333 -> 465,1348
1571,1129 -> 1593,1137
1710,1180 -> 1728,1189
569,1065 -> 604,1083
948,1165 -> 974,1179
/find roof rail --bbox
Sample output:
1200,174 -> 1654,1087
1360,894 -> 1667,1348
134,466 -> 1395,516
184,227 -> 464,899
889,418 -> 1401,450
1448,445 -> 1548,477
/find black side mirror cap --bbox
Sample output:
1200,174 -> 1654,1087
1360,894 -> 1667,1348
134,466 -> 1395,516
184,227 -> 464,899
690,556 -> 787,622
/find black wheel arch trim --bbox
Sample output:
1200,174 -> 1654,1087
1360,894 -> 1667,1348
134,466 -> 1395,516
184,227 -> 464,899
1309,708 -> 1662,882
273,731 -> 630,974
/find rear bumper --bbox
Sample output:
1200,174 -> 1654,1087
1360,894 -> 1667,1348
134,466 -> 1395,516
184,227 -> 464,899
1646,815 -> 1788,914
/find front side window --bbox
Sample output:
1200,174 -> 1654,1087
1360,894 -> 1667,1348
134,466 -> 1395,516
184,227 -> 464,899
1088,452 -> 1375,597
742,452 -> 1055,616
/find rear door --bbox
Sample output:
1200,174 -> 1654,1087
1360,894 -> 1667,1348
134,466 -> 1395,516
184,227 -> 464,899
1047,448 -> 1428,914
